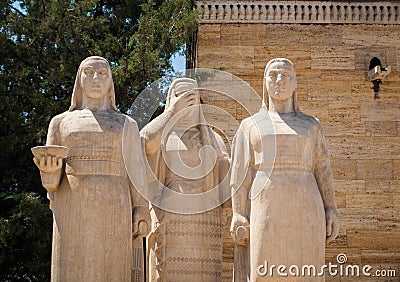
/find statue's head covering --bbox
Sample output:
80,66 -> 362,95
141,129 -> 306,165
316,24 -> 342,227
164,77 -> 205,131
262,58 -> 299,112
165,77 -> 198,109
69,56 -> 117,111
163,77 -> 227,160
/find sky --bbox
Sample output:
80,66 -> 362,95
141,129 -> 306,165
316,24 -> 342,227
172,52 -> 186,72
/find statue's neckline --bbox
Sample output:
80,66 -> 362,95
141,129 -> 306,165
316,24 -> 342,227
268,112 -> 297,120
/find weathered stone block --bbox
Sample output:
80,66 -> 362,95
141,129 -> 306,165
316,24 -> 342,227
331,158 -> 357,180
356,160 -> 393,180
326,137 -> 365,159
266,25 -> 343,46
324,122 -> 366,137
346,194 -> 394,209
197,24 -> 221,47
394,160 -> 400,180
296,69 -> 322,82
360,101 -> 400,122
221,24 -> 267,46
335,192 -> 346,209
365,180 -> 400,194
311,47 -> 355,70
329,101 -> 361,123
220,24 -> 240,45
347,229 -> 400,249
378,81 -> 400,102
365,121 -> 398,136
197,46 -> 254,70
360,250 -> 400,264
327,137 -> 400,160
350,81 -> 376,102
343,25 -> 400,47
254,46 -> 311,69
333,180 -> 365,194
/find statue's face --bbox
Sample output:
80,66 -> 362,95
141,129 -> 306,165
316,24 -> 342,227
265,61 -> 296,101
80,59 -> 111,100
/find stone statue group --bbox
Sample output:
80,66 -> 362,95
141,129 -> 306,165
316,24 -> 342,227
32,56 -> 339,282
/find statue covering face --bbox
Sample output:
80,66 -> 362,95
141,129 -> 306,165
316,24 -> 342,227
140,77 -> 230,281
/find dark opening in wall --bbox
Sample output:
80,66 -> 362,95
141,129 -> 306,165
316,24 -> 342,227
369,57 -> 382,70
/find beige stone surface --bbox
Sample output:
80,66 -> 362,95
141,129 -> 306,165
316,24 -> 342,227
32,56 -> 149,281
197,24 -> 221,47
320,69 -> 366,82
328,101 -> 361,123
365,180 -> 400,194
365,121 -> 398,136
327,136 -> 400,160
331,159 -> 357,180
324,122 -> 366,137
356,160 -> 394,180
197,45 -> 255,70
360,101 -> 400,121
346,194 -> 394,209
333,180 -> 365,194
347,229 -> 400,249
221,24 -> 267,46
254,46 -> 311,69
311,47 -> 355,70
266,25 -> 344,46
394,160 -> 400,180
343,25 -> 400,47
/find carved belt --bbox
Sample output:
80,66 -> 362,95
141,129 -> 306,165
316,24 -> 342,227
258,162 -> 313,172
65,157 -> 127,177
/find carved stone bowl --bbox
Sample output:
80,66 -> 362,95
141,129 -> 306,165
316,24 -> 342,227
31,145 -> 69,159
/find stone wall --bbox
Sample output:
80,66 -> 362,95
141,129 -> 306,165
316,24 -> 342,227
195,1 -> 400,281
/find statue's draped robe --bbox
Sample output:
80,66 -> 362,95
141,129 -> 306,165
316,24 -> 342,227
143,125 -> 229,282
47,110 -> 146,282
231,109 -> 328,282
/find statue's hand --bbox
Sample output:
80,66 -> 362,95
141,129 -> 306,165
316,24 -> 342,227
33,154 -> 63,173
132,206 -> 151,239
326,207 -> 339,244
168,89 -> 198,114
230,213 -> 250,246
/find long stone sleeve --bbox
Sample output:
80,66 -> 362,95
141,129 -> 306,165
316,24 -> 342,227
140,109 -> 175,155
122,116 -> 148,207
43,115 -> 64,207
313,124 -> 337,210
230,123 -> 253,218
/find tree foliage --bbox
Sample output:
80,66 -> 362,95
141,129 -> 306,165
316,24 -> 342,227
0,0 -> 199,279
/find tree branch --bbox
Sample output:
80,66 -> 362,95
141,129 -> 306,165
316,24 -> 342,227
7,3 -> 27,18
